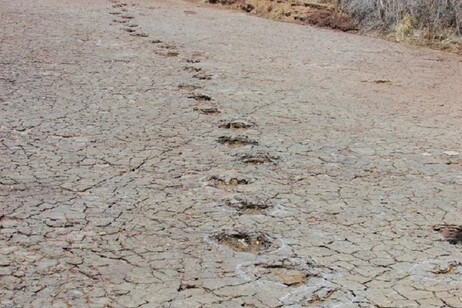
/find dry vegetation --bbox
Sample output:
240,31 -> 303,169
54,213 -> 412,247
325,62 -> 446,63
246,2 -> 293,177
338,0 -> 461,50
205,0 -> 462,53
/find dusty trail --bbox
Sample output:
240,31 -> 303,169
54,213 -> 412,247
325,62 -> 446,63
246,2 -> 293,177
0,0 -> 461,307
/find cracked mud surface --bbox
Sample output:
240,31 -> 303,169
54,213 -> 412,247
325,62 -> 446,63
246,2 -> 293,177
0,0 -> 461,306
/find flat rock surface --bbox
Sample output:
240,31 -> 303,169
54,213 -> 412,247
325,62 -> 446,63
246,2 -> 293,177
0,0 -> 461,307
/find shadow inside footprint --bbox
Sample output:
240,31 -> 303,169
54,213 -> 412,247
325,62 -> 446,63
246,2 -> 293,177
155,51 -> 179,57
194,107 -> 220,115
214,231 -> 273,253
223,195 -> 274,215
188,94 -> 212,102
433,224 -> 462,245
183,66 -> 202,73
217,135 -> 258,147
193,73 -> 212,80
219,119 -> 254,129
208,175 -> 251,189
130,32 -> 149,37
238,152 -> 279,165
178,84 -> 200,91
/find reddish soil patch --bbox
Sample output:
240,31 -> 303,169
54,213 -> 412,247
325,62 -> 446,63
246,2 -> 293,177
198,0 -> 357,32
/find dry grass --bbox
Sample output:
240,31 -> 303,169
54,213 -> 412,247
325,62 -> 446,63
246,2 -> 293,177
336,0 -> 462,47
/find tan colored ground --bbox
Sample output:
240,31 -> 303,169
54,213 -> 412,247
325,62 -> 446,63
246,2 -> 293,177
1,0 -> 461,307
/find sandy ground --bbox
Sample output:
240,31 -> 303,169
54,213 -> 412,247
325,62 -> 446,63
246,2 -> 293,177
0,0 -> 461,307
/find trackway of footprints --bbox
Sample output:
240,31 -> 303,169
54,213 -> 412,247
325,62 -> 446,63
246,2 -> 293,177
184,69 -> 343,301
110,0 -> 181,55
107,0 -> 461,304
107,0 -> 331,300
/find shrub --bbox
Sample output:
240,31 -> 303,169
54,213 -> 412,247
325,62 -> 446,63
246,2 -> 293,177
337,0 -> 462,38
